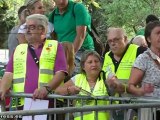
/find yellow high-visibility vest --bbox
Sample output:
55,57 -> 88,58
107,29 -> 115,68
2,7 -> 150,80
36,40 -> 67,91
74,73 -> 110,120
12,40 -> 58,107
103,44 -> 138,82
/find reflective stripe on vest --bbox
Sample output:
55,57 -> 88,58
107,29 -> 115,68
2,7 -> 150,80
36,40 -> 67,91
13,40 -> 58,107
13,78 -> 24,84
103,44 -> 138,80
74,73 -> 110,120
40,69 -> 53,75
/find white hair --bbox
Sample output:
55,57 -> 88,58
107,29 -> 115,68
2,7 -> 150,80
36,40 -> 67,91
26,14 -> 48,30
132,35 -> 148,47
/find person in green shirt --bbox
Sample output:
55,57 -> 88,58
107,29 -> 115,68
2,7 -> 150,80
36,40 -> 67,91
136,14 -> 159,35
49,0 -> 94,74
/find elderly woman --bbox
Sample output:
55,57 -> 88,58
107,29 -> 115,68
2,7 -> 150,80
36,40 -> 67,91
55,50 -> 110,120
128,21 -> 160,120
131,35 -> 148,47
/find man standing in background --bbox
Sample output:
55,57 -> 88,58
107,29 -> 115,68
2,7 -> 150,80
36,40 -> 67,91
49,0 -> 94,74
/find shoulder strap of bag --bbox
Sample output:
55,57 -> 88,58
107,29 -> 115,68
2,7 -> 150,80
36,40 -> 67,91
28,45 -> 39,68
146,51 -> 160,69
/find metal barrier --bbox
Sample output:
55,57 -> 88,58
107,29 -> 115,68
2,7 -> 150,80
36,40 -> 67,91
0,93 -> 160,120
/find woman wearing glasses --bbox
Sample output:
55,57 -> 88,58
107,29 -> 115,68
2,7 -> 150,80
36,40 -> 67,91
55,50 -> 110,120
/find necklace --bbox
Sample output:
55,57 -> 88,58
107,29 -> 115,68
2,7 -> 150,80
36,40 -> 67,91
87,76 -> 98,92
88,81 -> 96,92
90,86 -> 94,92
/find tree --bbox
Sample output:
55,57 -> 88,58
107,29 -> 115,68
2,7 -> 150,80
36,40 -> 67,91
0,0 -> 10,48
1,0 -> 160,48
100,0 -> 160,38
0,0 -> 24,48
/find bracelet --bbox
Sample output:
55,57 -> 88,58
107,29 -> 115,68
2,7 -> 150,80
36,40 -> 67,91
67,86 -> 71,95
43,86 -> 53,94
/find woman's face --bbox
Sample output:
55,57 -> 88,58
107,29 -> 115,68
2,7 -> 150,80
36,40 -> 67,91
148,26 -> 160,50
31,1 -> 45,15
83,55 -> 101,75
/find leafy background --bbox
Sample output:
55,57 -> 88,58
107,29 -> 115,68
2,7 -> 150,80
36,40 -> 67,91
0,0 -> 160,48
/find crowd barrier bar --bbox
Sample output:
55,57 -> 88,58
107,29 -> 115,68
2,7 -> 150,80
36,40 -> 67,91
0,93 -> 160,120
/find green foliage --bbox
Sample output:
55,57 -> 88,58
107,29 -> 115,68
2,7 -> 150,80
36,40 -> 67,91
100,0 -> 160,38
6,0 -> 24,22
1,0 -> 160,47
0,0 -> 24,48
0,0 -> 9,48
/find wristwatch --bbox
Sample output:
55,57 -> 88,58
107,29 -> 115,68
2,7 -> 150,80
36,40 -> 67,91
43,86 -> 53,94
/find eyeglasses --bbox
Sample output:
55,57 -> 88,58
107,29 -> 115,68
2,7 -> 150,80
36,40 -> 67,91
107,37 -> 122,44
23,24 -> 44,30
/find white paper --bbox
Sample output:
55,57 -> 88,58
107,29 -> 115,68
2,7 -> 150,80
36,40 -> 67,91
22,98 -> 49,120
0,49 -> 9,64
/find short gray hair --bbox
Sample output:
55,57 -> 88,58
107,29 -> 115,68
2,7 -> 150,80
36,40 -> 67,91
106,27 -> 127,37
26,14 -> 48,30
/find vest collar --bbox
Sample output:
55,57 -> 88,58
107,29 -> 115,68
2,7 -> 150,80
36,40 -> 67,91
28,39 -> 46,49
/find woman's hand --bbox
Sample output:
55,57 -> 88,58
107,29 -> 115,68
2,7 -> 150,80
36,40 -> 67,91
143,83 -> 154,93
106,75 -> 119,89
67,86 -> 81,95
106,75 -> 126,94
138,83 -> 154,96
128,83 -> 154,96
